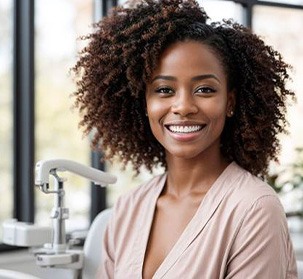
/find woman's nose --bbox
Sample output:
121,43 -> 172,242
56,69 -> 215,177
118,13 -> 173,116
171,92 -> 199,116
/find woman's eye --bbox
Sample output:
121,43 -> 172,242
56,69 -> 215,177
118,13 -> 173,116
155,87 -> 174,94
195,87 -> 216,94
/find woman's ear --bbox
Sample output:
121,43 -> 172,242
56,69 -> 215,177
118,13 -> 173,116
142,96 -> 148,117
227,90 -> 236,117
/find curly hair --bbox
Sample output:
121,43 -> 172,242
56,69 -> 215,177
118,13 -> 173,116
72,0 -> 294,177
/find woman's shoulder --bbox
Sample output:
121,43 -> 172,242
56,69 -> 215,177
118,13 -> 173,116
225,162 -> 284,214
230,162 -> 278,197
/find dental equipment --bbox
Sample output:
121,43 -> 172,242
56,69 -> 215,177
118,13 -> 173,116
2,219 -> 52,247
35,159 -> 116,189
3,159 -> 117,272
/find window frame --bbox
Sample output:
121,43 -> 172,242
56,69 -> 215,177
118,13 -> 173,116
13,0 -> 35,224
233,0 -> 303,27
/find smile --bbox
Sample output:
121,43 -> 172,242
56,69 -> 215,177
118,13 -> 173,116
166,125 -> 205,134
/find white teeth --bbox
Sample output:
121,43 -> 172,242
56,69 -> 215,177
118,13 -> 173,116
168,125 -> 202,133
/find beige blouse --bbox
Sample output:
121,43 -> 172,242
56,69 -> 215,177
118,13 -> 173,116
98,162 -> 298,278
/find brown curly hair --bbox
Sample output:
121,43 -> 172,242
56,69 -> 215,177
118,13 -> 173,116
72,0 -> 294,177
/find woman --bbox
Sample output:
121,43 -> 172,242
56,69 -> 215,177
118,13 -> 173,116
73,0 -> 298,278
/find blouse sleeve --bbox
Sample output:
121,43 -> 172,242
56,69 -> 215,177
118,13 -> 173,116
225,195 -> 298,279
97,211 -> 115,279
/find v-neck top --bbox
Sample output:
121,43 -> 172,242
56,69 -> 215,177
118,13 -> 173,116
98,162 -> 298,278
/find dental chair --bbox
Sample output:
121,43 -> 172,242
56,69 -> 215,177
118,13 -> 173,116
82,208 -> 112,279
298,260 -> 303,279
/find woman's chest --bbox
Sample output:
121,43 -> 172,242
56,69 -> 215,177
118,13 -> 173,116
142,198 -> 202,278
113,197 -> 237,279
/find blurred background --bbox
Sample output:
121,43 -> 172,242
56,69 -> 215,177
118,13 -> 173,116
0,0 -> 302,263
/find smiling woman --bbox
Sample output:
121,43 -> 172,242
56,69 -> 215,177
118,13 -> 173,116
72,0 -> 297,278
145,41 -> 235,161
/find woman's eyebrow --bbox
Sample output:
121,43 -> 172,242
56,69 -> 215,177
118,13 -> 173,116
151,74 -> 221,83
191,74 -> 221,83
151,75 -> 176,82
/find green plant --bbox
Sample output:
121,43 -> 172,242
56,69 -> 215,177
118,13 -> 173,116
268,147 -> 303,193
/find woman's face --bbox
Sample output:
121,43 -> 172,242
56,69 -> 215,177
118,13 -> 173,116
145,40 -> 235,161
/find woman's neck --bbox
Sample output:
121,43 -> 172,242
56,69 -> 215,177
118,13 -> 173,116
164,152 -> 229,198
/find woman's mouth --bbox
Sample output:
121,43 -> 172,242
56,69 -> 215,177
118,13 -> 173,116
166,124 -> 205,134
164,123 -> 207,142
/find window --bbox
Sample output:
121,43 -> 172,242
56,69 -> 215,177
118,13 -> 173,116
198,0 -> 245,24
253,6 -> 303,164
253,5 -> 303,215
0,0 -> 114,252
0,0 -> 13,242
35,0 -> 93,231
